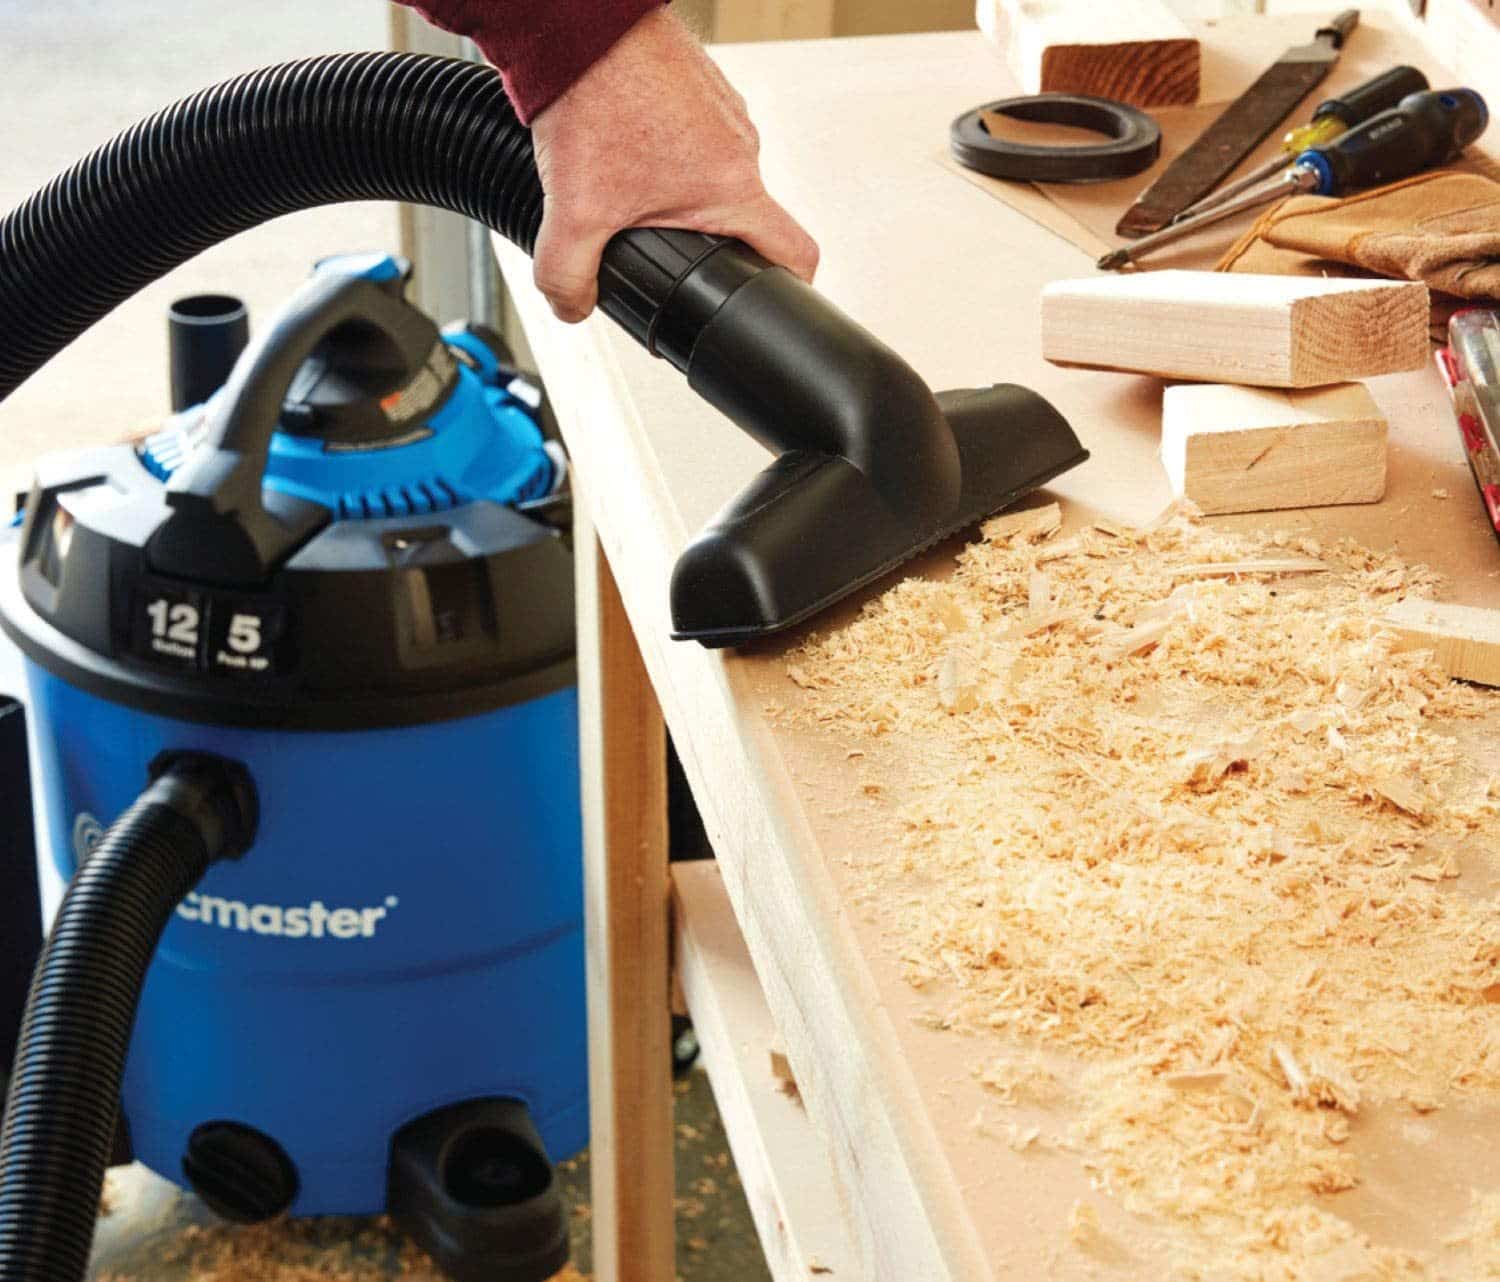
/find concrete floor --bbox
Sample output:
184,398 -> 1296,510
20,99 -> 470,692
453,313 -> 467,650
1,4 -> 767,1279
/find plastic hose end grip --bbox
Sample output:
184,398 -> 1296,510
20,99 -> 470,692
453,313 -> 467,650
146,751 -> 259,861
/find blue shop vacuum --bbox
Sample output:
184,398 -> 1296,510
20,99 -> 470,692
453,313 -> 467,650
0,49 -> 1085,1282
2,252 -> 586,1282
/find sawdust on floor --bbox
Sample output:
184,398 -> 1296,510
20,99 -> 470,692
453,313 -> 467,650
783,501 -> 1500,1280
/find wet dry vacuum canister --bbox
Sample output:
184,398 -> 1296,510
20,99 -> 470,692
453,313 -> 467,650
0,254 -> 585,1282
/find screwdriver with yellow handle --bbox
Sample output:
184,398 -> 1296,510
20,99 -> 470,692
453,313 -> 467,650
1172,65 -> 1430,223
1098,87 -> 1488,271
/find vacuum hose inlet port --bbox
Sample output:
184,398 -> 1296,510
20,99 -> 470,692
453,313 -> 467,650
388,1098 -> 568,1282
168,294 -> 250,412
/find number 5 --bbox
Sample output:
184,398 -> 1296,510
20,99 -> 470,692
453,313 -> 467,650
227,613 -> 262,654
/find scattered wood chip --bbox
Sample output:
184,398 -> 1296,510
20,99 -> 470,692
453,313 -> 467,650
1028,566 -> 1053,614
1135,581 -> 1203,624
1366,771 -> 1428,817
1181,732 -> 1261,789
1172,556 -> 1327,579
1000,607 -> 1081,640
1271,1043 -> 1310,1103
937,650 -> 978,713
1099,617 -> 1172,663
1006,1123 -> 1042,1152
1334,680 -> 1370,710
1409,854 -> 1459,882
1068,1200 -> 1101,1246
1287,708 -> 1323,734
932,594 -> 968,633
1164,1069 -> 1228,1092
982,502 -> 1061,544
1035,535 -> 1089,564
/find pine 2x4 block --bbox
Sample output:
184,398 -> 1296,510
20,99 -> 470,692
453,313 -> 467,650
975,0 -> 1199,107
1041,273 -> 1431,388
1161,383 -> 1388,515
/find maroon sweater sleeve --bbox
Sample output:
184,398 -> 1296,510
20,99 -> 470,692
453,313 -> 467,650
398,0 -> 663,123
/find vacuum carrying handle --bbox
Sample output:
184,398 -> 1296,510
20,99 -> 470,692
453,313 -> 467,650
168,270 -> 423,510
149,267 -> 429,586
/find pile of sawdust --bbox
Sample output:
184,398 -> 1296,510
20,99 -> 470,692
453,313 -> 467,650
96,1216 -> 590,1282
96,1218 -> 447,1282
785,503 -> 1499,1280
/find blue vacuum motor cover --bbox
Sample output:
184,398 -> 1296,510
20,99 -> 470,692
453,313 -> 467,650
141,255 -> 563,520
0,254 -> 576,730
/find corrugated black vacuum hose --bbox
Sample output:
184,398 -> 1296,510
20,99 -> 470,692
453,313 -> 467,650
0,755 -> 256,1282
0,53 -> 543,398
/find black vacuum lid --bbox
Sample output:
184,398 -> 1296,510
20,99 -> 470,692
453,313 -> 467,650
0,263 -> 575,730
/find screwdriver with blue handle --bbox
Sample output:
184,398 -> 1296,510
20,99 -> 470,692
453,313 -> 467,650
1098,88 -> 1488,271
1173,65 -> 1430,222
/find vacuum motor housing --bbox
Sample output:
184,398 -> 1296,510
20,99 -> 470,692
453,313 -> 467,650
0,255 -> 586,1271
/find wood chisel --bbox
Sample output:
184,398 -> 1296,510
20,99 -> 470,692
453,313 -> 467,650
1115,9 -> 1360,238
1098,87 -> 1489,269
1172,64 -> 1428,222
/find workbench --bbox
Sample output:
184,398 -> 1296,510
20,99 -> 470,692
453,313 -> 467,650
495,21 -> 1500,1282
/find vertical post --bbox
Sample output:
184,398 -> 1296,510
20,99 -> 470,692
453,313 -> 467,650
711,0 -> 837,41
574,495 -> 675,1282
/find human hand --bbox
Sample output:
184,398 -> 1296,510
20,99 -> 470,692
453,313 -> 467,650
528,7 -> 820,323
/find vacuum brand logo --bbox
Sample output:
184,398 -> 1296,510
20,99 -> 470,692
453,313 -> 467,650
72,813 -> 396,940
175,892 -> 400,940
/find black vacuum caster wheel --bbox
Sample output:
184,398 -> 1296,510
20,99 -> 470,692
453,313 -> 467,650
671,1015 -> 700,1077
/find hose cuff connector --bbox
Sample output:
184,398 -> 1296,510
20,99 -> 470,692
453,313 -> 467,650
145,751 -> 258,862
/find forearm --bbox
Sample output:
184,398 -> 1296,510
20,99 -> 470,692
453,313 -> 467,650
396,0 -> 662,122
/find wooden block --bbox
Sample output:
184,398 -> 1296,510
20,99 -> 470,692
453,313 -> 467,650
1160,383 -> 1388,515
1041,272 -> 1431,388
976,0 -> 1199,107
1381,598 -> 1500,687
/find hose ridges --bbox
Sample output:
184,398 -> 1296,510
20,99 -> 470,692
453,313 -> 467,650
0,52 -> 544,400
0,754 -> 257,1282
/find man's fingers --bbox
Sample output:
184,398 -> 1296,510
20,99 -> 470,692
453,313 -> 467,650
535,193 -> 818,324
732,195 -> 819,284
533,212 -> 611,323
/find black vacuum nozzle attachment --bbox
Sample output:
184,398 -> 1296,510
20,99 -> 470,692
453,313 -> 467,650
624,240 -> 1088,645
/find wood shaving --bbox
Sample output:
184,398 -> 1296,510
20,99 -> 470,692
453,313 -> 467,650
784,504 -> 1500,1280
1172,556 -> 1328,578
982,502 -> 1061,544
1099,617 -> 1173,662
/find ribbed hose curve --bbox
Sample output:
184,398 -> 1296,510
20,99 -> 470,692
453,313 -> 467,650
0,52 -> 543,400
0,756 -> 257,1282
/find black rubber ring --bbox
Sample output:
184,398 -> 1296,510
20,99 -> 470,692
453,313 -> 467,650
949,93 -> 1161,183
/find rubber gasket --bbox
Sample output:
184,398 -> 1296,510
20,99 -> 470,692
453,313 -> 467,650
949,93 -> 1161,183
